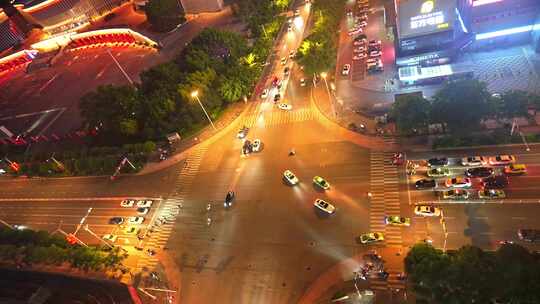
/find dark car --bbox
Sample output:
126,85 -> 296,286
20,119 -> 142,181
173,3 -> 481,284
415,179 -> 436,189
242,140 -> 253,155
466,167 -> 494,178
427,157 -> 448,167
274,93 -> 281,102
483,175 -> 509,189
224,191 -> 235,208
109,217 -> 124,225
518,229 -> 540,242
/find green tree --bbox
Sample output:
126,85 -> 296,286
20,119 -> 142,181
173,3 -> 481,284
496,90 -> 532,119
145,0 -> 185,32
431,79 -> 492,133
79,85 -> 140,138
391,93 -> 431,135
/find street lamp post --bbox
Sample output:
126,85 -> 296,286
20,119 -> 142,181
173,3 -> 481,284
190,90 -> 217,131
320,72 -> 337,118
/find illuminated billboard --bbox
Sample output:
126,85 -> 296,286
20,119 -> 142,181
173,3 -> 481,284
398,0 -> 456,39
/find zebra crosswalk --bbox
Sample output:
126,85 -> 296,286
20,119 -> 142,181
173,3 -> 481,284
135,146 -> 208,271
369,151 -> 403,247
242,107 -> 315,128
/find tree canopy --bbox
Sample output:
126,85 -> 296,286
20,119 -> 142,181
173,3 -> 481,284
431,79 -> 493,134
405,243 -> 540,303
145,0 -> 185,32
390,93 -> 431,135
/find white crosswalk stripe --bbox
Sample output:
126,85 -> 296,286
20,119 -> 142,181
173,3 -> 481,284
135,146 -> 208,271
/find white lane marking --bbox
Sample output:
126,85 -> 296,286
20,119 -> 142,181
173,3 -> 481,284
96,67 -> 107,79
37,74 -> 59,94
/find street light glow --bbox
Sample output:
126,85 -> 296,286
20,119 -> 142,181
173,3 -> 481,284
191,90 -> 199,98
320,72 -> 327,79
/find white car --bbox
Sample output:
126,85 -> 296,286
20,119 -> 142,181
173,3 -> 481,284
461,156 -> 486,166
128,216 -> 145,225
120,199 -> 135,207
260,89 -> 269,99
300,78 -> 306,86
414,205 -> 441,217
342,64 -> 351,75
369,50 -> 382,57
289,50 -> 296,58
314,199 -> 336,214
357,21 -> 367,27
489,155 -> 516,165
281,57 -> 288,65
278,103 -> 292,110
103,234 -> 117,243
353,54 -> 367,60
353,46 -> 366,53
445,177 -> 472,188
366,58 -> 381,65
368,40 -> 381,47
137,200 -> 153,208
283,170 -> 299,185
252,139 -> 262,152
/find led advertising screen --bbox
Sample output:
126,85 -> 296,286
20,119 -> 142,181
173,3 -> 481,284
398,0 -> 456,39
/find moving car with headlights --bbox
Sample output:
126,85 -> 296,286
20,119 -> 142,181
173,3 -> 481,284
385,216 -> 410,226
461,156 -> 486,166
445,177 -> 471,188
109,217 -> 124,225
518,229 -> 540,242
283,170 -> 299,185
504,164 -> 527,175
237,126 -> 249,139
489,155 -> 516,165
128,216 -> 145,225
427,157 -> 448,167
478,189 -> 506,199
278,103 -> 292,111
427,167 -> 450,177
465,167 -> 493,178
342,64 -> 351,75
121,199 -> 135,207
414,205 -> 441,217
314,199 -> 336,214
103,234 -> 118,243
313,176 -> 330,190
483,175 -> 509,189
224,191 -> 235,208
358,232 -> 384,244
415,179 -> 436,189
442,189 -> 470,200
252,139 -> 262,152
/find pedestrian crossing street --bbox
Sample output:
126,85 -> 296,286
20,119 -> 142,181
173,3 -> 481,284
242,107 -> 316,128
135,146 -> 208,271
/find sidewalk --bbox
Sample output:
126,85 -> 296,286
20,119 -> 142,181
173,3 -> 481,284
137,101 -> 250,175
311,83 -> 398,152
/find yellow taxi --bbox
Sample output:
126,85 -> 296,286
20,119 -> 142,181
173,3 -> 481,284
504,164 -> 527,175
